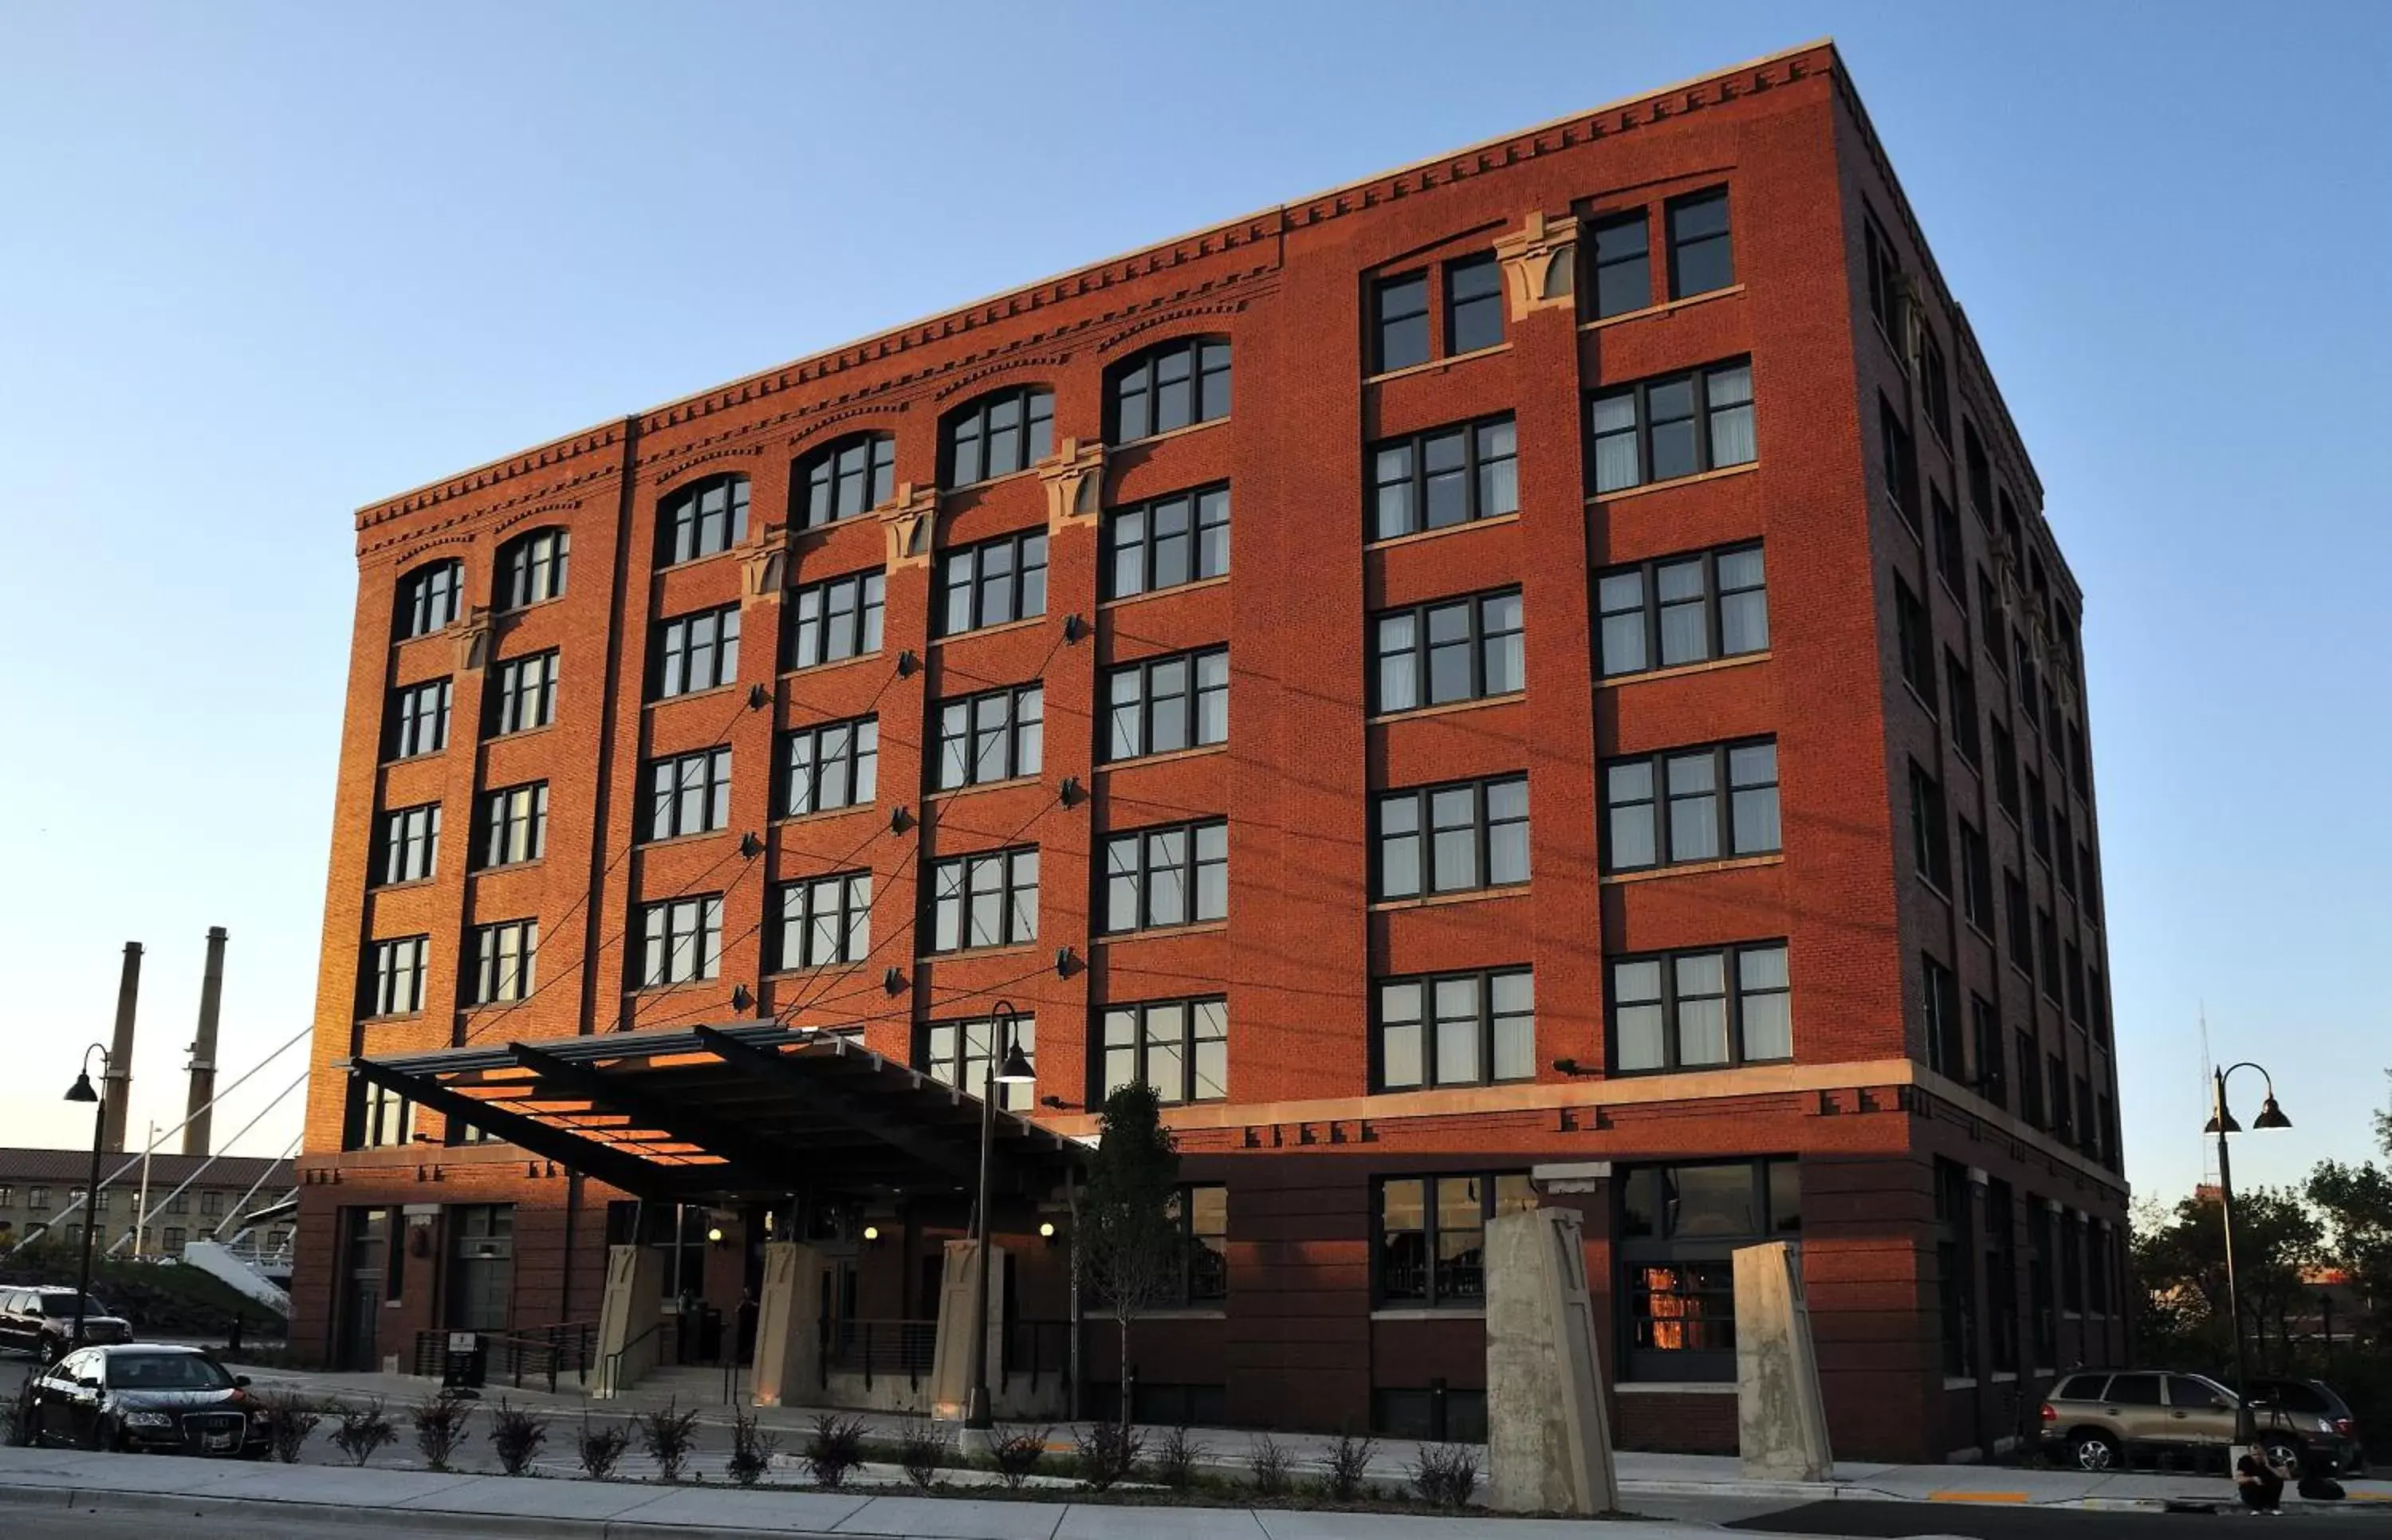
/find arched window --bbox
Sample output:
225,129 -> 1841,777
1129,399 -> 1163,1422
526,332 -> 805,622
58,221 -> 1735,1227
395,560 -> 462,640
795,433 -> 895,528
1109,337 -> 1229,444
942,387 -> 1052,488
495,527 -> 570,610
657,473 -> 749,567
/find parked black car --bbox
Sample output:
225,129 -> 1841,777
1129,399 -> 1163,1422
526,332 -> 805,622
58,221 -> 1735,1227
0,1286 -> 133,1362
11,1344 -> 266,1455
2245,1375 -> 2367,1475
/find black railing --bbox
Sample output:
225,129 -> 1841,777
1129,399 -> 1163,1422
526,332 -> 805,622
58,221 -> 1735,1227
410,1322 -> 599,1393
599,1315 -> 680,1397
1001,1318 -> 1070,1391
820,1318 -> 937,1392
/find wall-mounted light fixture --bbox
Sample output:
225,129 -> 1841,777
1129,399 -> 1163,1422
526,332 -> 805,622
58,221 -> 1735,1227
1037,1221 -> 1058,1246
1057,776 -> 1084,807
862,1224 -> 883,1245
889,805 -> 913,834
748,683 -> 771,710
883,966 -> 907,996
1041,1094 -> 1076,1111
706,1225 -> 726,1246
739,832 -> 763,858
1062,614 -> 1086,643
1054,946 -> 1076,978
896,650 -> 919,677
1552,1057 -> 1599,1077
730,984 -> 753,1012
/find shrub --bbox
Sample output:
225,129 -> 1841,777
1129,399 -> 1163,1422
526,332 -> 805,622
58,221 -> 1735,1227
1245,1432 -> 1292,1497
329,1397 -> 397,1467
1322,1431 -> 1375,1503
258,1392 -> 321,1463
1406,1443 -> 1480,1508
636,1398 -> 704,1483
895,1416 -> 953,1488
724,1409 -> 781,1487
1150,1424 -> 1204,1491
991,1424 -> 1051,1489
799,1412 -> 866,1488
1073,1420 -> 1145,1491
410,1390 -> 478,1473
576,1412 -> 632,1480
490,1399 -> 550,1477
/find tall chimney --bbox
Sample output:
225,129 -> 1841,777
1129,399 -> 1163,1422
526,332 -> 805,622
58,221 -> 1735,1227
103,942 -> 142,1153
183,926 -> 226,1157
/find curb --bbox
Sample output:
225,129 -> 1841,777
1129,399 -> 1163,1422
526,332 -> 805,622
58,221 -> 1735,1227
0,1484 -> 848,1540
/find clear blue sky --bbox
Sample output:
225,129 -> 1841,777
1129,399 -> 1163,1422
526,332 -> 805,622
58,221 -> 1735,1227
2,2 -> 2384,1204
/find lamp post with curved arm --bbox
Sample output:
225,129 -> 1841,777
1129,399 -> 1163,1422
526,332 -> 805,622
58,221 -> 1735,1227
63,1043 -> 110,1349
962,1000 -> 1035,1438
2205,1060 -> 2292,1448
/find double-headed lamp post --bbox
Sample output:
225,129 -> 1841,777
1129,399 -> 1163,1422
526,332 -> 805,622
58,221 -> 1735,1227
2204,1060 -> 2292,1448
63,1043 -> 110,1350
962,1000 -> 1035,1436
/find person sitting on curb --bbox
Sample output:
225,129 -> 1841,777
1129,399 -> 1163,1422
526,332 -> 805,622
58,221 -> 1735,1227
2234,1448 -> 2290,1514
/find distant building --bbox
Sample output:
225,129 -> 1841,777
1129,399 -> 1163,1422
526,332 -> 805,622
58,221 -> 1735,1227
0,1146 -> 293,1258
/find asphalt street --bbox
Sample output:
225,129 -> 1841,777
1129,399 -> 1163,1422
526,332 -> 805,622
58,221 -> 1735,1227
0,1504 -> 454,1540
1730,1499 -> 2382,1537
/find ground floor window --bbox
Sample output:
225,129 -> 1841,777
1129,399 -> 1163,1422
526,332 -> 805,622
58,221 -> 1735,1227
1373,1385 -> 1489,1443
1375,1173 -> 1536,1307
1616,1157 -> 1799,1381
447,1204 -> 514,1331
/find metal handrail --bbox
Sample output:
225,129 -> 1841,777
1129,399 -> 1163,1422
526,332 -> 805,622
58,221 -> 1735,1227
597,1314 -> 679,1397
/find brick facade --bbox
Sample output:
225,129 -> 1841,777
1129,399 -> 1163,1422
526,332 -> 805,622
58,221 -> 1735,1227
294,42 -> 2128,1461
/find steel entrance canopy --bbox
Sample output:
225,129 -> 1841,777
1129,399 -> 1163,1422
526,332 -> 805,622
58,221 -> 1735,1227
348,1022 -> 1084,1203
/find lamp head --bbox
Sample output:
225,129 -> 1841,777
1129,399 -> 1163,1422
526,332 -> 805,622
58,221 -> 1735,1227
997,1045 -> 1036,1085
2205,1108 -> 2242,1136
2253,1096 -> 2292,1130
64,1071 -> 98,1105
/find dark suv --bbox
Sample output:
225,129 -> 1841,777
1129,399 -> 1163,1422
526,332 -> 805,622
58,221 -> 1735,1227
0,1286 -> 134,1362
2244,1375 -> 2367,1475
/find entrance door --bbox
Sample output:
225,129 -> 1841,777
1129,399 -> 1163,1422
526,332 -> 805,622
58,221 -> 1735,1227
334,1208 -> 390,1372
447,1205 -> 515,1332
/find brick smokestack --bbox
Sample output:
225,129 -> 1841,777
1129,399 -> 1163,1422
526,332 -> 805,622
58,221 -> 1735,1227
103,941 -> 141,1153
183,926 -> 226,1157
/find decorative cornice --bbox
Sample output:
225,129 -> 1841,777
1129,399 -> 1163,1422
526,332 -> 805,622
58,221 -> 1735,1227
879,484 -> 937,572
352,42 -> 1839,532
1493,210 -> 1580,319
1038,438 -> 1105,533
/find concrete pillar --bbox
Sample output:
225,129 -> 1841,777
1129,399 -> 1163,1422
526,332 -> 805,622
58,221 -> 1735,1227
927,1238 -> 1008,1420
750,1241 -> 823,1408
1734,1239 -> 1832,1480
592,1243 -> 665,1398
1485,1208 -> 1619,1515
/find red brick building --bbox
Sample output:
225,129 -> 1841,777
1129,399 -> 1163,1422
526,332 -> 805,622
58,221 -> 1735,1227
293,41 -> 2128,1462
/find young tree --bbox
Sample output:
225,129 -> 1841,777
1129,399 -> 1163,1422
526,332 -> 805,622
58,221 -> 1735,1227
2307,1071 -> 2392,1346
2132,1185 -> 2323,1369
1080,1083 -> 1181,1428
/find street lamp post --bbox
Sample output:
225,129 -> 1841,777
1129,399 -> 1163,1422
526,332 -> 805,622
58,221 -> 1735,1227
2205,1060 -> 2292,1448
64,1044 -> 110,1350
962,1000 -> 1034,1436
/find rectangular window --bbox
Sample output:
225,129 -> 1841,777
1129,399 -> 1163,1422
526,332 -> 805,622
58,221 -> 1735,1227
2049,1058 -> 2073,1144
785,570 -> 885,670
1894,576 -> 1938,712
924,847 -> 1039,953
1666,187 -> 1733,298
1617,1157 -> 1797,1382
1920,329 -> 1951,442
1603,738 -> 1778,872
636,895 -> 723,986
1589,210 -> 1650,319
1936,1159 -> 1978,1378
923,1016 -> 1037,1112
498,528 -> 569,610
1375,968 -> 1534,1090
1105,484 -> 1229,599
2080,842 -> 2101,925
2053,810 -> 2076,898
800,434 -> 894,526
1099,998 -> 1229,1105
1610,941 -> 1791,1073
780,716 -> 877,817
1103,819 -> 1227,933
479,782 -> 549,868
375,803 -> 441,886
388,678 -> 452,759
2004,869 -> 2032,981
1958,818 -> 1993,932
1864,211 -> 1903,339
645,746 -> 732,841
1369,415 -> 1517,540
2060,1212 -> 2084,1315
1371,587 -> 1524,713
365,936 -> 429,1017
1371,271 -> 1430,373
490,650 -> 559,735
2025,771 -> 2052,866
1910,760 -> 1950,891
1923,953 -> 1963,1078
1171,1185 -> 1228,1303
2067,721 -> 2090,797
1973,996 -> 2004,1108
1587,359 -> 1753,493
1375,1173 -> 1536,1307
1112,340 -> 1230,443
652,605 -> 741,697
771,872 -> 871,970
1597,542 -> 1768,676
658,477 -> 748,566
1945,650 -> 1981,764
2037,908 -> 2061,1004
1374,773 -> 1528,901
352,1082 -> 413,1149
1990,717 -> 2020,819
468,919 -> 537,1006
945,388 -> 1054,485
1932,485 -> 1965,599
1104,646 -> 1228,761
934,684 -> 1043,791
2065,941 -> 2086,1025
396,562 -> 462,639
1880,396 -> 1917,525
1445,253 -> 1504,354
941,530 -> 1048,636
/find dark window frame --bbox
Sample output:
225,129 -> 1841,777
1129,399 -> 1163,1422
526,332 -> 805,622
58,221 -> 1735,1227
1368,414 -> 1518,541
652,604 -> 742,699
467,917 -> 537,1006
1587,358 -> 1754,494
1108,336 -> 1231,444
644,745 -> 732,842
1104,483 -> 1229,599
388,678 -> 453,760
794,432 -> 895,528
1103,646 -> 1229,763
1372,966 -> 1536,1091
785,569 -> 886,671
395,560 -> 463,641
934,683 -> 1044,792
635,894 -> 724,987
923,847 -> 1040,954
1370,270 -> 1430,373
779,715 -> 878,818
375,803 -> 441,887
656,473 -> 749,568
490,649 -> 559,736
1102,818 -> 1228,934
479,781 -> 549,869
496,527 -> 569,611
770,870 -> 872,971
1371,586 -> 1525,715
1371,773 -> 1530,901
1374,1172 -> 1536,1308
921,1016 -> 1038,1112
1587,208 -> 1651,319
942,386 -> 1055,489
1444,253 -> 1504,356
1910,759 -> 1951,892
1616,1156 -> 1796,1383
1097,996 -> 1229,1106
1664,187 -> 1734,300
365,934 -> 430,1017
1595,541 -> 1768,678
1602,737 -> 1780,873
1607,939 -> 1793,1075
1923,953 -> 1963,1079
939,529 -> 1048,637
